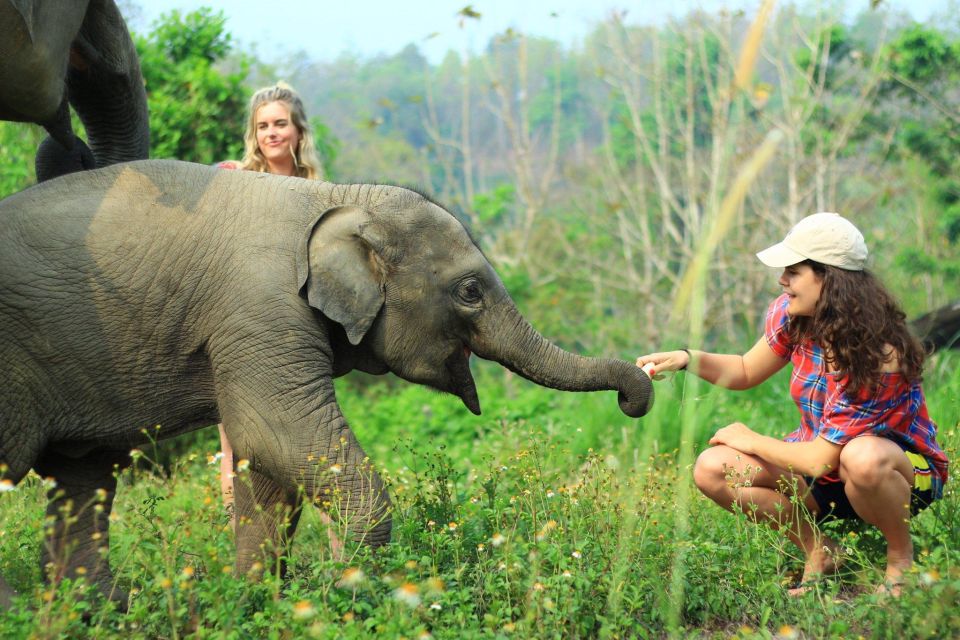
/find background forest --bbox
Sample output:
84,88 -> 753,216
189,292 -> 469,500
0,1 -> 958,638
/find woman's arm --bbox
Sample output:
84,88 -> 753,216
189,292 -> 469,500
709,423 -> 842,478
636,336 -> 787,390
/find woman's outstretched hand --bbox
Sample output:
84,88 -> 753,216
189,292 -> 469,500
635,350 -> 690,378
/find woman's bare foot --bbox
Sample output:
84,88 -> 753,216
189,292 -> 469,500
787,539 -> 843,597
875,557 -> 911,597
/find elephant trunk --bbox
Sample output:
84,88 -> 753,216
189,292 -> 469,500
66,2 -> 150,168
470,295 -> 653,418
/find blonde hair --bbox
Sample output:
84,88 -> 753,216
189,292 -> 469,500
238,81 -> 324,180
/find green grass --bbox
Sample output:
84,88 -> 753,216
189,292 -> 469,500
0,352 -> 958,638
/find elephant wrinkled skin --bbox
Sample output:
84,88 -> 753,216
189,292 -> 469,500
0,0 -> 149,181
0,160 -> 653,608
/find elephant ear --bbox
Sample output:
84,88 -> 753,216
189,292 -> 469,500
297,205 -> 387,345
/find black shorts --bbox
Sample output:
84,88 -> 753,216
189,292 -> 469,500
804,474 -> 934,524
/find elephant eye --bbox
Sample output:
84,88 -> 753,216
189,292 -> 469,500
455,278 -> 484,305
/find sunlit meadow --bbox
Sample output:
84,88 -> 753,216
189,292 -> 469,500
0,350 -> 956,639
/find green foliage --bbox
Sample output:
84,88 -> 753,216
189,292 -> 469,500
1,353 -> 958,637
885,24 -> 958,85
134,9 -> 249,164
0,122 -> 41,199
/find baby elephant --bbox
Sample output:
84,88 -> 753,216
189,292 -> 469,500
0,160 -> 653,607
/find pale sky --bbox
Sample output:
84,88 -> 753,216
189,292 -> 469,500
129,0 -> 955,64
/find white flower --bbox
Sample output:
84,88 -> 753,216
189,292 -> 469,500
491,533 -> 505,547
0,480 -> 14,493
571,550 -> 582,559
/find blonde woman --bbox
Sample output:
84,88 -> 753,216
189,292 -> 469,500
218,80 -> 323,178
216,81 -> 326,525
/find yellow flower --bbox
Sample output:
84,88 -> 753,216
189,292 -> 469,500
491,533 -> 506,547
329,463 -> 343,475
293,600 -> 315,619
776,625 -> 798,639
338,567 -> 365,588
236,459 -> 250,473
423,577 -> 445,593
393,582 -> 421,607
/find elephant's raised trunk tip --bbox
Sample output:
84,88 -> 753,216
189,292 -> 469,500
617,365 -> 655,417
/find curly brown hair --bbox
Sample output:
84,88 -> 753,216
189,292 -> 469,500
787,260 -> 925,397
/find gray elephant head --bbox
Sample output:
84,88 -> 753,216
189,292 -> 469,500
0,0 -> 149,181
298,194 -> 654,419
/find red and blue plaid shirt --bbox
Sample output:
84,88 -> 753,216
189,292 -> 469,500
764,294 -> 948,498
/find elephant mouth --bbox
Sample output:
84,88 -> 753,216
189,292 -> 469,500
445,347 -> 480,415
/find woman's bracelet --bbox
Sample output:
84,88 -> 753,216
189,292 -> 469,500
680,348 -> 691,370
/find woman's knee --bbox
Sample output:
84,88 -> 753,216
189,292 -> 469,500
693,447 -> 734,494
839,437 -> 909,487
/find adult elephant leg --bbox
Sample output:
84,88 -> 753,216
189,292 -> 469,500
33,448 -> 129,610
232,468 -> 302,576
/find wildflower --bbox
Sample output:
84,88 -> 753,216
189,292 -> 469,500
423,577 -> 445,593
42,477 -> 57,490
180,566 -> 195,579
532,582 -> 544,591
405,560 -> 417,570
393,582 -> 421,607
477,543 -> 486,552
95,488 -> 108,502
207,452 -> 223,465
0,480 -> 14,493
535,520 -> 557,541
342,612 -> 355,622
338,567 -> 365,588
571,550 -> 582,559
293,600 -> 315,619
236,459 -> 250,473
158,577 -> 173,589
503,622 -> 516,633
129,449 -> 143,460
776,625 -> 798,639
491,533 -> 506,547
329,463 -> 343,475
546,490 -> 555,498
921,569 -> 940,585
430,602 -> 442,611
427,520 -> 436,529
562,570 -> 572,578
447,522 -> 458,532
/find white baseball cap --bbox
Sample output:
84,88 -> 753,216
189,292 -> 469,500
756,212 -> 868,271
